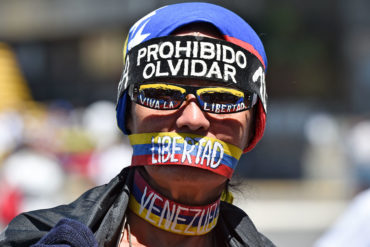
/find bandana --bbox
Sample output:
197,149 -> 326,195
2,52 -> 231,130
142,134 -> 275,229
129,132 -> 243,179
129,169 -> 220,236
118,36 -> 266,111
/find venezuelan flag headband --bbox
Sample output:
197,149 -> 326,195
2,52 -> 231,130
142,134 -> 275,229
116,3 -> 268,153
117,35 -> 266,113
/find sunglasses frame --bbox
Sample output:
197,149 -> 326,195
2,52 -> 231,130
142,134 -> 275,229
128,82 -> 257,114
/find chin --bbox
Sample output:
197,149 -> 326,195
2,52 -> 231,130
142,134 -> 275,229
144,165 -> 226,184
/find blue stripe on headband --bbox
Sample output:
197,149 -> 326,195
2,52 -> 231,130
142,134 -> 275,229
126,2 -> 267,68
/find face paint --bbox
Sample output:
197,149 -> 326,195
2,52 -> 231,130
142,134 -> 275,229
129,169 -> 220,236
129,132 -> 243,179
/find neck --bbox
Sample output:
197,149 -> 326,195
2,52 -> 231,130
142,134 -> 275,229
124,211 -> 216,247
142,166 -> 227,205
123,168 -> 224,247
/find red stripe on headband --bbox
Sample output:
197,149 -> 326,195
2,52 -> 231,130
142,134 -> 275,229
224,35 -> 266,69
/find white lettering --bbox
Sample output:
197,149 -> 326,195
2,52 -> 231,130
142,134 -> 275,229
145,193 -> 162,224
216,44 -> 221,61
140,187 -> 153,215
191,59 -> 207,77
223,64 -> 237,83
150,135 -> 225,171
159,41 -> 174,59
192,41 -> 198,58
210,141 -> 224,168
171,206 -> 188,233
183,59 -> 189,76
161,136 -> 172,162
184,209 -> 201,234
252,66 -> 266,108
171,136 -> 181,162
200,140 -> 212,166
236,50 -> 247,68
151,137 -> 157,164
175,41 -> 191,58
143,63 -> 155,79
182,137 -> 195,164
121,55 -> 130,90
157,137 -> 161,163
137,48 -> 146,66
222,45 -> 235,64
147,44 -> 159,62
195,138 -> 207,164
155,61 -> 169,76
206,61 -> 222,79
203,102 -> 210,111
168,59 -> 183,76
200,42 -> 215,60
197,209 -> 206,234
158,200 -> 176,229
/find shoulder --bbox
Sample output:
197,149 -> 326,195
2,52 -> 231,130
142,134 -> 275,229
218,202 -> 276,247
0,167 -> 134,247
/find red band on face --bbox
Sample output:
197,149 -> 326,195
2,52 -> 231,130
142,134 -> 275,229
129,132 -> 243,178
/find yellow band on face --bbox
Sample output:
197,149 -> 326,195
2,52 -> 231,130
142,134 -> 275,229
129,132 -> 243,178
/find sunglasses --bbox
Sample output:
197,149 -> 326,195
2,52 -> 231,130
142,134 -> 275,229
128,83 -> 256,114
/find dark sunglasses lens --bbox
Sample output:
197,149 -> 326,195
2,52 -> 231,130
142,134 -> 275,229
135,84 -> 185,109
200,92 -> 240,104
197,88 -> 248,113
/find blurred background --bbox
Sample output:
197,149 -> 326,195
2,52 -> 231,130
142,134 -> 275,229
0,0 -> 369,246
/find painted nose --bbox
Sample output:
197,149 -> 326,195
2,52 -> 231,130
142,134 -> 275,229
176,94 -> 210,131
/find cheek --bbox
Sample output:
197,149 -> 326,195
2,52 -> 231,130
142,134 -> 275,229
211,111 -> 253,149
129,104 -> 176,133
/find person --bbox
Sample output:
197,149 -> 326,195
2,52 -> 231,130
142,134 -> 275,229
314,188 -> 370,247
0,2 -> 273,247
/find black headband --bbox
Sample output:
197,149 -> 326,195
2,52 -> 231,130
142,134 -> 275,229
118,36 -> 267,112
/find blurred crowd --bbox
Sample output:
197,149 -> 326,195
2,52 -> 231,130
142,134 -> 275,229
0,43 -> 132,229
1,34 -> 370,245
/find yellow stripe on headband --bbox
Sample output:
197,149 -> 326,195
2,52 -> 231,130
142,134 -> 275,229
129,132 -> 243,159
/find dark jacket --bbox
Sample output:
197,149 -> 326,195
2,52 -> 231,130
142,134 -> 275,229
0,167 -> 275,247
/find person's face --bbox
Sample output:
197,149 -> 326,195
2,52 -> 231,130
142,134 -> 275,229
125,27 -> 255,204
127,26 -> 255,150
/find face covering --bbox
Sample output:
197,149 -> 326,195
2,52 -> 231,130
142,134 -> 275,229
129,169 -> 221,236
129,132 -> 243,179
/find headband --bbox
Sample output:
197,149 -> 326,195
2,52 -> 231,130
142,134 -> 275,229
118,36 -> 267,112
116,2 -> 268,153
